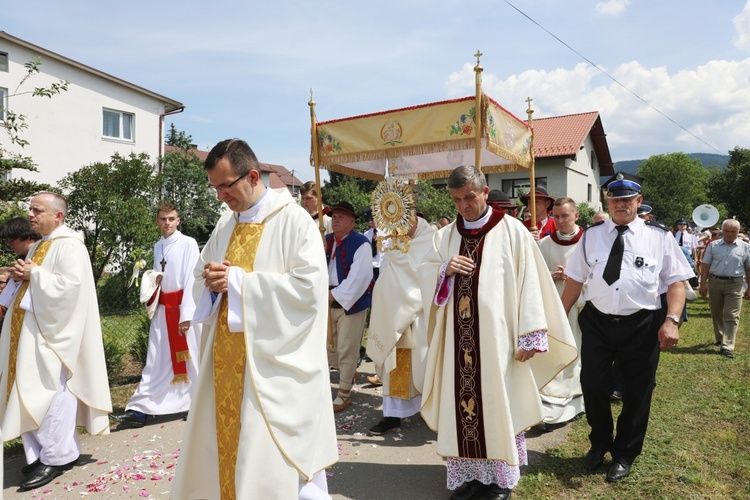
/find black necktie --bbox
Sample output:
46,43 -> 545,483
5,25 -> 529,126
371,228 -> 378,258
603,225 -> 628,285
678,232 -> 683,246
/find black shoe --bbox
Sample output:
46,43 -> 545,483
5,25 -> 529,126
610,390 -> 623,401
606,460 -> 631,482
182,411 -> 189,421
478,484 -> 512,500
584,448 -> 606,471
450,480 -> 486,500
536,421 -> 564,433
720,349 -> 735,359
19,459 -> 77,491
369,417 -> 401,435
21,458 -> 40,475
113,410 -> 147,429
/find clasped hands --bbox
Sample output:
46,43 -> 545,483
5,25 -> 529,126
203,260 -> 232,294
11,259 -> 36,282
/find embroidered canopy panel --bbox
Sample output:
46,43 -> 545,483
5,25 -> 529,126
314,95 -> 533,181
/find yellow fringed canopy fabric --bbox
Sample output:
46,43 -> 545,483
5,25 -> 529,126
313,94 -> 532,180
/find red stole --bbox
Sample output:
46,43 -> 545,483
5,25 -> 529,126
158,289 -> 191,384
549,227 -> 584,246
452,206 -> 504,458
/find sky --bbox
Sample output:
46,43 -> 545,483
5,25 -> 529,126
4,0 -> 750,183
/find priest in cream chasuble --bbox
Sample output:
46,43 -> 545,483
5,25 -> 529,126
171,139 -> 337,500
418,166 -> 577,497
366,216 -> 434,432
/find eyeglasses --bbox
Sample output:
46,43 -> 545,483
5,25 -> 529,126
209,172 -> 248,193
5,238 -> 17,250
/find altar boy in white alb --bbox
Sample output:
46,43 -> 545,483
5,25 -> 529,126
112,203 -> 201,429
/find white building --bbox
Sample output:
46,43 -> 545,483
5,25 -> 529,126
488,111 -> 615,210
0,31 -> 183,185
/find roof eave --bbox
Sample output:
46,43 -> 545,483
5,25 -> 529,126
0,31 -> 183,111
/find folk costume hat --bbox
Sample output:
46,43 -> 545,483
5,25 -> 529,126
330,202 -> 358,219
519,187 -> 554,207
488,189 -> 518,210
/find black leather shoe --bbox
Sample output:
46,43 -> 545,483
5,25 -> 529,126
21,458 -> 40,475
113,410 -> 147,429
584,449 -> 606,471
369,417 -> 401,435
19,459 -> 77,491
478,484 -> 512,500
606,460 -> 631,482
450,480 -> 486,500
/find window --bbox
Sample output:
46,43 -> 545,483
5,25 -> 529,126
103,109 -> 134,141
501,177 -> 547,200
0,87 -> 7,121
588,183 -> 592,202
0,52 -> 8,72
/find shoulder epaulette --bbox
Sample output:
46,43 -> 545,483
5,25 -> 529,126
586,220 -> 606,230
645,220 -> 669,231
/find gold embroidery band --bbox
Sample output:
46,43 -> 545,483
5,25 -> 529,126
6,240 -> 53,405
213,222 -> 263,499
388,348 -> 412,399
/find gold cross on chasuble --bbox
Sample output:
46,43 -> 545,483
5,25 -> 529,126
6,240 -> 53,405
388,348 -> 412,399
213,222 -> 264,499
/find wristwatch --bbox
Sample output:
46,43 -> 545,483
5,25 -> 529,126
665,314 -> 680,325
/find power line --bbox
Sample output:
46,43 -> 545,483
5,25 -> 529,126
503,0 -> 723,154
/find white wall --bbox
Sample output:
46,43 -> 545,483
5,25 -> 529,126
0,40 -> 168,187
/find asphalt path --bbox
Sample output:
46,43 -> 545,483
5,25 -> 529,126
2,360 -> 572,499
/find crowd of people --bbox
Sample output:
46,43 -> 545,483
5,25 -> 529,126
0,143 -> 746,498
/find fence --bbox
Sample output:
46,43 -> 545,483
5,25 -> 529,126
97,273 -> 149,386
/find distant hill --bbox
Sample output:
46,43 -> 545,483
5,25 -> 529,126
613,153 -> 729,176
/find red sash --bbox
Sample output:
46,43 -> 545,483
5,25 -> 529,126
158,289 -> 191,384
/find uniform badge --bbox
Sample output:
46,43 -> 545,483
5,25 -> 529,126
635,256 -> 644,268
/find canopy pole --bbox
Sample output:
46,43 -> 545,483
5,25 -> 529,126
473,50 -> 483,171
308,89 -> 326,241
309,89 -> 335,350
526,97 -> 536,228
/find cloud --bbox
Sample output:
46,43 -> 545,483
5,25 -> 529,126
447,57 -> 750,160
733,1 -> 750,50
594,0 -> 631,17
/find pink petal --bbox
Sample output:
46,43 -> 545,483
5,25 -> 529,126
140,489 -> 149,497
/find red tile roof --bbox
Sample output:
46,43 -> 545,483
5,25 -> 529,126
531,111 -> 614,175
164,146 -> 303,191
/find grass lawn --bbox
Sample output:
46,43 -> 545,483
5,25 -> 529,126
516,297 -> 750,498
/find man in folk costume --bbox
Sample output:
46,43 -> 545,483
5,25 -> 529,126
326,201 -> 374,412
418,166 -> 577,500
537,197 -> 586,431
366,213 -> 433,435
111,203 -> 201,429
171,139 -> 338,499
0,192 -> 112,491
519,187 -> 556,240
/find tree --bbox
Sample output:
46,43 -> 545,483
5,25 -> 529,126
710,146 -> 750,226
165,122 -> 193,150
637,153 -> 710,226
576,202 -> 596,228
414,180 -> 455,224
57,153 -> 162,287
161,146 -> 222,244
1,57 -> 69,176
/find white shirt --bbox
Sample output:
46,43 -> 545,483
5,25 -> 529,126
565,217 -> 694,315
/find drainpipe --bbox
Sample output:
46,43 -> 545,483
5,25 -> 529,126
158,106 -> 186,173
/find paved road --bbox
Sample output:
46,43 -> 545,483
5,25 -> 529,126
3,361 -> 571,499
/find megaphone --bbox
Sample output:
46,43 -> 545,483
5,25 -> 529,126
692,204 -> 719,229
